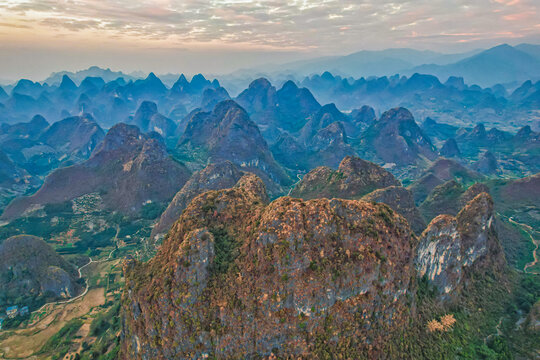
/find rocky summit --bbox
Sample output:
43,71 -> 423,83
415,192 -> 506,301
151,161 -> 247,241
362,185 -> 426,234
290,156 -> 400,200
122,174 -> 416,358
290,156 -> 426,234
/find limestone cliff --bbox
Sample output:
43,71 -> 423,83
415,193 -> 506,301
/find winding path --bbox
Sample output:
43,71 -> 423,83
31,247 -> 117,315
287,173 -> 303,196
507,216 -> 539,275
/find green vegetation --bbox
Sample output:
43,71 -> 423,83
78,300 -> 121,360
140,201 -> 166,219
38,318 -> 83,359
209,227 -> 240,276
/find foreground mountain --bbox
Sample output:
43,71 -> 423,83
0,235 -> 83,311
122,174 -> 416,358
121,172 -> 526,358
415,192 -> 506,300
291,156 -> 425,233
290,156 -> 400,200
2,123 -> 191,221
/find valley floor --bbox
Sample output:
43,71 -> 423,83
0,251 -> 123,360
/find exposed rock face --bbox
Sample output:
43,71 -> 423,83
415,215 -> 463,296
363,186 -> 426,234
362,107 -> 437,166
122,174 -> 416,358
2,123 -> 191,220
151,161 -> 246,240
415,193 -> 505,300
290,156 -> 400,200
131,101 -> 176,138
0,235 -> 82,306
177,100 -> 291,194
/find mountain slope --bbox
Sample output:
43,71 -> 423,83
2,123 -> 191,220
39,114 -> 105,163
361,107 -> 437,166
151,161 -> 246,240
290,156 -> 400,200
122,174 -> 416,358
177,100 -> 291,194
0,235 -> 83,310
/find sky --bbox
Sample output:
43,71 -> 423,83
0,0 -> 539,81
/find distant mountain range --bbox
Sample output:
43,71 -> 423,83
409,44 -> 540,87
2,43 -> 539,92
43,66 -> 143,86
224,43 -> 540,88
271,48 -> 481,78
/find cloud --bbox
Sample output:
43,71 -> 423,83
0,0 -> 538,53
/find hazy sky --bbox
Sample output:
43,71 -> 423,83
0,0 -> 539,81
